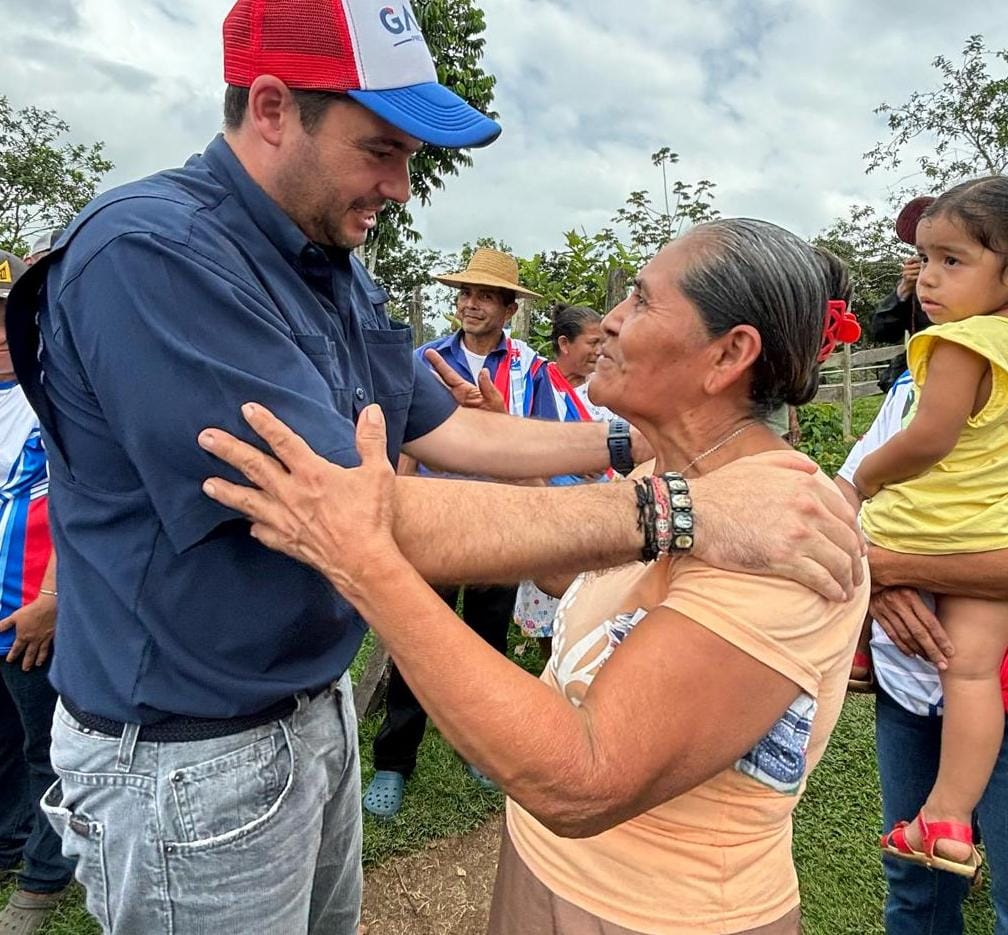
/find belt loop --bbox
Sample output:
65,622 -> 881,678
293,691 -> 310,714
116,722 -> 141,773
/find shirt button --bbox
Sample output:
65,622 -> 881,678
354,387 -> 366,401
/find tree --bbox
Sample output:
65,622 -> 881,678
519,148 -> 720,354
364,0 -> 497,270
373,240 -> 446,326
813,205 -> 906,339
864,34 -> 1008,197
0,96 -> 113,254
610,148 -> 719,259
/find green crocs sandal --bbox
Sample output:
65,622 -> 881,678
465,763 -> 499,792
363,771 -> 405,820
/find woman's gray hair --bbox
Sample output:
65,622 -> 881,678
679,218 -> 828,416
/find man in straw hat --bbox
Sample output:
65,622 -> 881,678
5,1 -> 862,931
364,248 -> 558,819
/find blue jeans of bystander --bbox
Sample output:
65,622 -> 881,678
0,658 -> 75,893
875,685 -> 1008,934
42,672 -> 361,934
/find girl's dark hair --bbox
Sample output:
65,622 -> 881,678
921,176 -> 1008,269
549,304 -> 602,354
680,219 -> 831,416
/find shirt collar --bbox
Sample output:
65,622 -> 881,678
447,329 -> 508,358
200,134 -> 350,272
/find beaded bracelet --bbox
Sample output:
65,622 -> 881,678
634,473 -> 694,561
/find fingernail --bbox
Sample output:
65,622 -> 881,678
202,480 -> 216,496
365,406 -> 380,424
242,403 -> 257,418
198,430 -> 216,449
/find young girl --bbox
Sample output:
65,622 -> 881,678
855,176 -> 1008,877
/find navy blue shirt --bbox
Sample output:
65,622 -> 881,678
5,135 -> 456,723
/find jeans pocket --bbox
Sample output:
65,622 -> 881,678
41,778 -> 111,931
167,722 -> 294,848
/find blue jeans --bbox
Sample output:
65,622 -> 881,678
42,672 -> 362,934
0,658 -> 75,892
875,685 -> 1008,934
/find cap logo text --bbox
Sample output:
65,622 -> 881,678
379,4 -> 421,46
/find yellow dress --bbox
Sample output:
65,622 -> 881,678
860,315 -> 1008,554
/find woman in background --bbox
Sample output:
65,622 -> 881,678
515,305 -> 612,658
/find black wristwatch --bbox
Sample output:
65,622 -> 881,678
607,418 -> 634,476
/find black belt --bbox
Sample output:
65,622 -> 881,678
62,693 -> 306,743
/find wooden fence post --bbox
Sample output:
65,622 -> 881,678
409,285 -> 423,344
606,267 -> 628,313
511,297 -> 531,342
841,342 -> 853,437
354,640 -> 392,721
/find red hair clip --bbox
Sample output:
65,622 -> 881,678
818,299 -> 861,363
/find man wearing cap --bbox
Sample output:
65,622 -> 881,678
364,248 -> 557,818
871,196 -> 934,392
0,250 -> 75,934
23,229 -> 64,268
4,2 -> 862,932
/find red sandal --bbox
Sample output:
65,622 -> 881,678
847,650 -> 874,694
881,812 -> 982,879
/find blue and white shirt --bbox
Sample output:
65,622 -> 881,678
837,372 -> 944,716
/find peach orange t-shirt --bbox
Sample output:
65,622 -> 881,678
506,461 -> 869,934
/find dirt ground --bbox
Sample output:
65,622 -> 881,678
360,816 -> 502,935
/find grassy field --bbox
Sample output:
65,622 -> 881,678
21,683 -> 995,934
7,394 -> 997,933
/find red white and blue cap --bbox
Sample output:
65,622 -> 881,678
223,0 -> 501,149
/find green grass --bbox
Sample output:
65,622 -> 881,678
12,688 -> 996,933
11,396 -> 997,932
795,696 -> 994,933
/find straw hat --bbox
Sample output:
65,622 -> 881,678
433,248 -> 542,299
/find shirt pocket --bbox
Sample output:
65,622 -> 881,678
291,332 -> 339,383
290,332 -> 355,418
361,285 -> 391,328
362,322 -> 414,462
362,322 -> 414,412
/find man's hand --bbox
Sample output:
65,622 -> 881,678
0,594 -> 57,671
691,451 -> 865,602
423,349 -> 507,413
896,256 -> 921,302
869,587 -> 953,669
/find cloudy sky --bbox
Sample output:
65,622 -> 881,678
3,0 -> 1006,259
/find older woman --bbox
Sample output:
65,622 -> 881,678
199,219 -> 869,934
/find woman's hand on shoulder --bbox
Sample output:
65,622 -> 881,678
198,403 -> 402,596
690,451 -> 865,602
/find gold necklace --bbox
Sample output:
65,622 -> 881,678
681,421 -> 758,474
